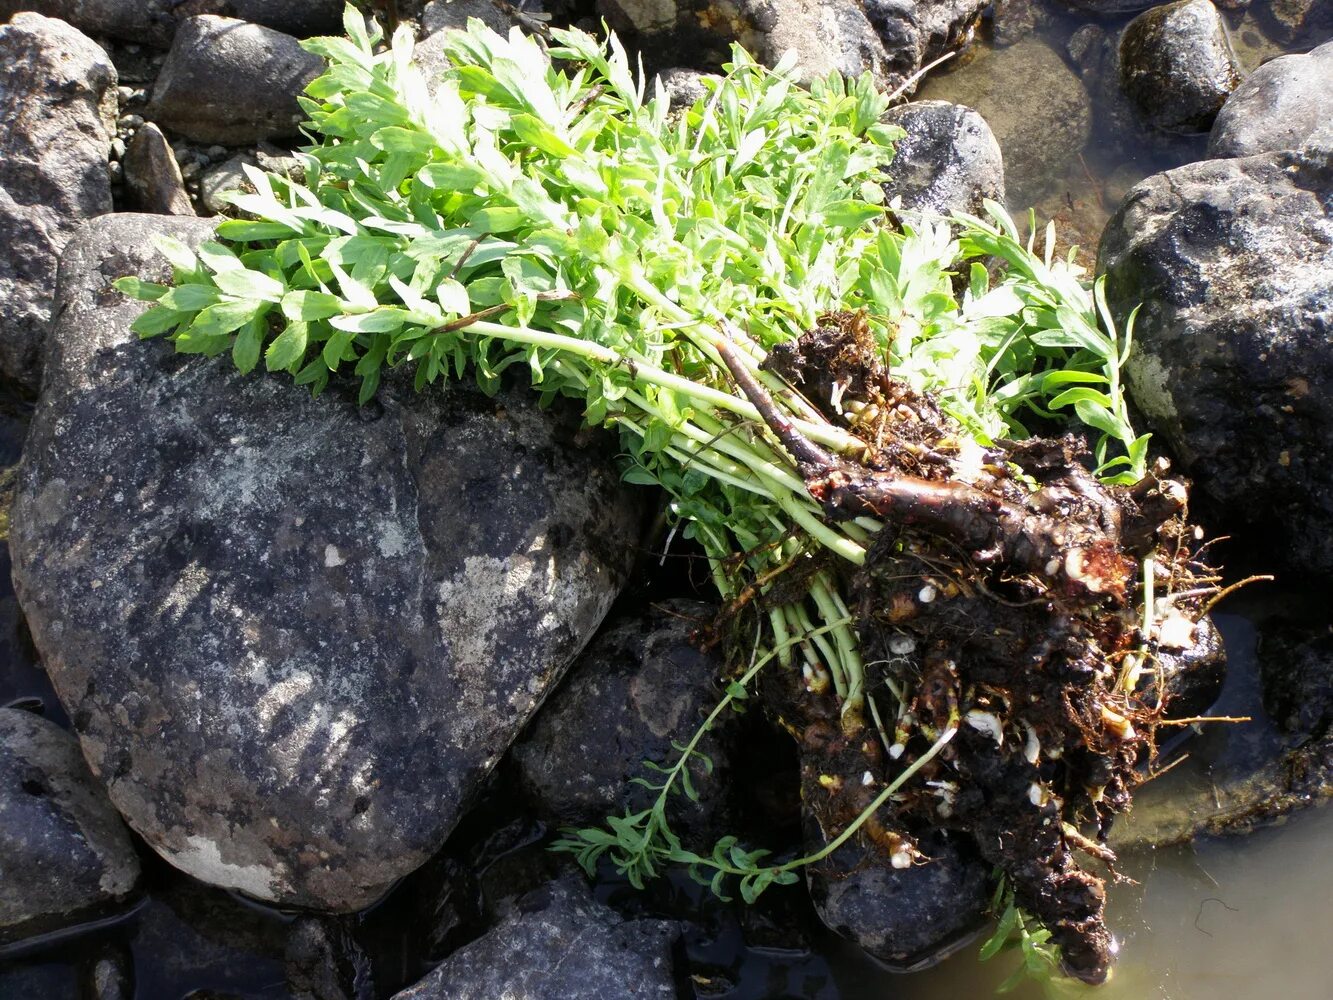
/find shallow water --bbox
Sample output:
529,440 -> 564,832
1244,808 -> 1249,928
915,1 -> 1333,260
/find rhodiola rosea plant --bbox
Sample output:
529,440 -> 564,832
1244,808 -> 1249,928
116,7 -> 1221,985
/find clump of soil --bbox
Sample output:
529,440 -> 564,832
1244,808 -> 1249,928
733,311 -> 1215,984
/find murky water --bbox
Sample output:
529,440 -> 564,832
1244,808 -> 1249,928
3,3 -> 1331,998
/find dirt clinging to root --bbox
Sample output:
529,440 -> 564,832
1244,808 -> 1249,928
736,312 -> 1215,984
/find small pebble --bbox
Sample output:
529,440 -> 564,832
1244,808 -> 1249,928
180,161 -> 201,181
206,145 -> 228,160
116,85 -> 135,104
119,114 -> 144,129
108,161 -> 123,183
110,138 -> 126,159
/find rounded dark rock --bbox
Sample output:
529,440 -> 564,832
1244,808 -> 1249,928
1118,0 -> 1243,134
806,825 -> 989,968
881,100 -> 1005,218
1208,39 -> 1333,158
9,213 -> 641,911
510,600 -> 736,841
1097,147 -> 1333,577
147,15 -> 324,145
392,876 -> 679,999
0,708 -> 142,944
1266,0 -> 1333,44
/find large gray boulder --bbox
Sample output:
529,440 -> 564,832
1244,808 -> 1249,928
0,709 -> 141,943
0,1 -> 343,48
1098,145 -> 1333,576
881,100 -> 1005,218
0,12 -> 116,392
147,15 -> 324,145
393,876 -> 679,999
9,213 -> 641,911
1118,0 -> 1242,134
1208,40 -> 1333,158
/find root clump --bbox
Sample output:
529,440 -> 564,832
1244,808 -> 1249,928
743,312 -> 1214,985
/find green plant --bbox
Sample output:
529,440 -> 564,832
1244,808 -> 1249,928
116,8 -> 1183,985
981,878 -> 1065,992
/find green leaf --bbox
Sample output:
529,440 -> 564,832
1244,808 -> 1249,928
823,200 -> 884,229
329,308 -> 406,333
265,322 -> 308,371
130,306 -> 184,338
159,284 -> 221,311
192,300 -> 262,338
282,290 -> 345,322
151,235 -> 200,273
232,313 -> 266,374
113,277 -> 168,301
213,268 -> 286,303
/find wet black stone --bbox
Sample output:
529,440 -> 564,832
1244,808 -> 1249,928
805,826 -> 988,969
1208,40 -> 1333,158
392,876 -> 680,999
510,600 -> 738,844
0,709 -> 141,944
1118,0 -> 1242,134
881,100 -> 1006,218
1098,146 -> 1333,577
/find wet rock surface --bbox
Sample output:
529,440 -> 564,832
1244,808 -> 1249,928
915,36 -> 1091,208
0,708 -> 142,944
1118,0 -> 1243,134
0,11 -> 117,392
1099,145 -> 1333,577
9,213 -> 640,911
881,99 -> 1005,217
284,916 -> 373,1000
122,123 -> 195,217
392,876 -> 680,999
147,15 -> 324,145
1112,603 -> 1332,851
806,826 -> 989,968
1208,38 -> 1333,157
511,600 -> 737,840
